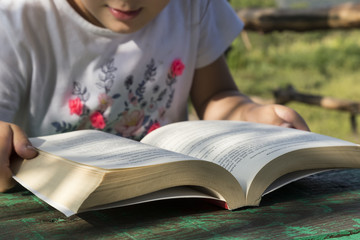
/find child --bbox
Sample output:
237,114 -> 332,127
0,0 -> 308,192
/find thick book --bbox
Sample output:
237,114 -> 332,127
12,120 -> 360,217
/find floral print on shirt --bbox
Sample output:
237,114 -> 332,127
52,58 -> 185,140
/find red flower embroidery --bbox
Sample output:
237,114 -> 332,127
170,59 -> 185,77
69,97 -> 83,116
147,122 -> 161,134
90,111 -> 106,129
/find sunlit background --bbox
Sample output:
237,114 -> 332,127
226,0 -> 360,143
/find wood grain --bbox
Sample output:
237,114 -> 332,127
2,170 -> 360,239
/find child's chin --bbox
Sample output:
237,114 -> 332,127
107,23 -> 142,34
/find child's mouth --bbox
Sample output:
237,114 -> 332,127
108,7 -> 142,21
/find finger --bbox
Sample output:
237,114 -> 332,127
279,122 -> 294,128
273,105 -> 310,131
0,165 -> 16,192
0,123 -> 16,192
245,104 -> 285,127
0,122 -> 13,166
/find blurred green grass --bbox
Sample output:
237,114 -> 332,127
227,1 -> 360,142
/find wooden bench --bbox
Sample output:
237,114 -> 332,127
1,169 -> 360,239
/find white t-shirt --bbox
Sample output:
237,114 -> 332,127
0,0 -> 243,139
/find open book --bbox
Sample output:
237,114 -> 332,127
12,120 -> 360,217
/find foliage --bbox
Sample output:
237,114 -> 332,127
227,28 -> 360,143
229,0 -> 276,9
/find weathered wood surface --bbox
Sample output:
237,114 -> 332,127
2,170 -> 360,239
237,3 -> 360,33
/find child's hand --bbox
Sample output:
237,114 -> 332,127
0,121 -> 38,192
244,103 -> 310,131
191,56 -> 309,131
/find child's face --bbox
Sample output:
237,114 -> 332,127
69,0 -> 170,33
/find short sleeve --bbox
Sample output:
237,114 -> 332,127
196,0 -> 244,68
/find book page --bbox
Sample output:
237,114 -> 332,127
84,186 -> 222,215
262,169 -> 330,196
11,182 -> 219,217
13,175 -> 77,217
141,121 -> 358,193
30,130 -> 199,169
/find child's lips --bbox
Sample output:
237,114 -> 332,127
108,7 -> 142,21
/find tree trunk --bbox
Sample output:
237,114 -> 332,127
237,3 -> 360,33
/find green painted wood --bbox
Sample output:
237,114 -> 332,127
2,169 -> 360,239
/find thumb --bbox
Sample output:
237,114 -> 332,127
0,123 -> 38,192
11,124 -> 38,160
0,124 -> 23,191
273,105 -> 310,131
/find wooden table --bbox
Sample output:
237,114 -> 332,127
2,169 -> 360,239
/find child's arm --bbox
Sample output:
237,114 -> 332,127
190,56 -> 309,131
0,121 -> 38,192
